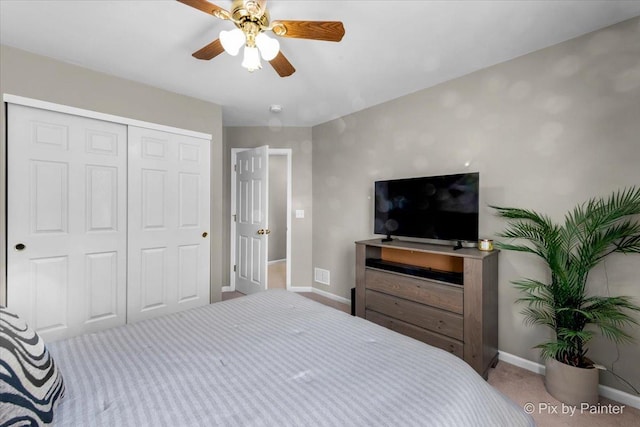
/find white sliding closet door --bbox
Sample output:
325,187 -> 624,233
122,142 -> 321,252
7,105 -> 127,342
127,127 -> 211,323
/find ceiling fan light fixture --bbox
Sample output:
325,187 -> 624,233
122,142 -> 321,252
255,33 -> 280,61
220,28 -> 246,56
243,0 -> 262,17
179,0 -> 344,78
242,45 -> 262,72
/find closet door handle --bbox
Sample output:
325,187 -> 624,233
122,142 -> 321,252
15,243 -> 26,251
202,232 -> 208,238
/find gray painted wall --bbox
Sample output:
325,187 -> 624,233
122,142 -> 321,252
312,17 -> 640,392
0,44 -> 225,304
269,155 -> 287,261
223,127 -> 313,288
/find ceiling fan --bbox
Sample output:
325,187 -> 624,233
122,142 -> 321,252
178,0 -> 345,77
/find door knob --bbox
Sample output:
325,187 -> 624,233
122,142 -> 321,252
15,243 -> 26,251
202,232 -> 208,238
257,229 -> 265,235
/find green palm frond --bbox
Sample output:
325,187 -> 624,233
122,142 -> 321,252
512,278 -> 550,293
491,206 -> 554,224
615,235 -> 640,254
580,222 -> 640,268
556,327 -> 594,343
492,187 -> 640,367
520,307 -> 556,328
567,187 -> 640,232
595,322 -> 636,343
582,295 -> 640,312
535,340 -> 585,363
494,242 -> 543,257
581,296 -> 640,329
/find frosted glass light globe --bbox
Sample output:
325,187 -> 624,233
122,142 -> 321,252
220,29 -> 246,56
242,46 -> 262,71
255,32 -> 280,61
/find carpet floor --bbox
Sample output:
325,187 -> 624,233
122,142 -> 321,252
488,361 -> 639,426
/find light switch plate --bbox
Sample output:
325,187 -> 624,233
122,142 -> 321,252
295,209 -> 305,219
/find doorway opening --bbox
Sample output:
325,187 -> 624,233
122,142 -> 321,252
230,147 -> 292,292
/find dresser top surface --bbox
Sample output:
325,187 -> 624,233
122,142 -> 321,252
355,238 -> 498,260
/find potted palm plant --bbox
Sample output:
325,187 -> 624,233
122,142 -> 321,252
492,187 -> 640,406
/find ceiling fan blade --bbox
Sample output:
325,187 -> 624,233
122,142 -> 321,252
177,0 -> 231,20
269,51 -> 296,77
271,20 -> 345,42
192,39 -> 225,60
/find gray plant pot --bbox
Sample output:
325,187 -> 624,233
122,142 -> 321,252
544,357 -> 599,406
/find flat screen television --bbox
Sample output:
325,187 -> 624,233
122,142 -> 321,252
374,172 -> 479,243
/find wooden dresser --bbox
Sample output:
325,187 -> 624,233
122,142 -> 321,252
355,239 -> 499,379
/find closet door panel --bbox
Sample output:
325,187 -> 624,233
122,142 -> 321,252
127,127 -> 210,323
85,251 -> 120,322
7,105 -> 127,342
86,165 -> 119,232
141,168 -> 168,229
30,256 -> 68,332
30,160 -> 69,233
140,247 -> 168,311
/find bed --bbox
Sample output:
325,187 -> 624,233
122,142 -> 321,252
4,290 -> 534,426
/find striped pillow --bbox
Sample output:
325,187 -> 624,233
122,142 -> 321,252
0,306 -> 65,426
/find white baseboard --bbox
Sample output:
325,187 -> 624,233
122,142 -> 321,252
498,351 -> 640,409
288,287 -> 351,305
311,288 -> 351,305
289,286 -> 312,293
268,259 -> 286,265
599,383 -> 640,410
498,351 -> 545,375
221,286 -> 232,292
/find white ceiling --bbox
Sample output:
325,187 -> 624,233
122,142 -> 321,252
1,1 -> 639,127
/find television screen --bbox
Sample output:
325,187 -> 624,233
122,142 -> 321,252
374,173 -> 479,242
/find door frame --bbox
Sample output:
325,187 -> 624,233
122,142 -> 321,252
229,147 -> 292,291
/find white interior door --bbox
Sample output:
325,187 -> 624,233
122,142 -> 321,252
127,126 -> 210,323
7,104 -> 127,342
235,146 -> 269,295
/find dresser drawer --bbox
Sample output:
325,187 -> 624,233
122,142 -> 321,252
365,290 -> 463,340
365,268 -> 463,314
366,310 -> 464,358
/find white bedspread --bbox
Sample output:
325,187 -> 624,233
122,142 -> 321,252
48,290 -> 534,426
